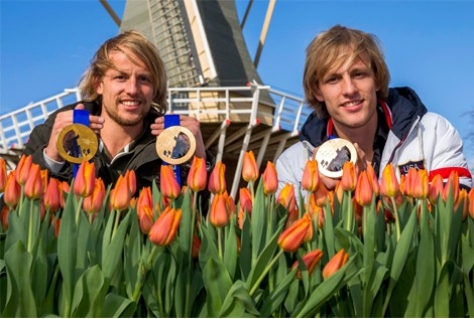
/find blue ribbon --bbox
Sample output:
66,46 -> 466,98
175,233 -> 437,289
163,114 -> 182,186
72,109 -> 90,177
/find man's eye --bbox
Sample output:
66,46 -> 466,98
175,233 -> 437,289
139,76 -> 151,83
115,75 -> 126,81
326,77 -> 338,84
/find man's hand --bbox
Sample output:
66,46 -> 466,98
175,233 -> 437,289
151,115 -> 206,160
45,103 -> 104,161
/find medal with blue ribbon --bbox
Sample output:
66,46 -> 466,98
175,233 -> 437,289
156,114 -> 196,186
56,109 -> 98,176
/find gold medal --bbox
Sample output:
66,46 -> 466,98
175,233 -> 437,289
315,138 -> 357,178
156,126 -> 196,165
56,124 -> 98,164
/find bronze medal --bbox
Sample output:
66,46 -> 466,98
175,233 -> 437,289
56,124 -> 98,164
315,138 -> 357,178
156,126 -> 196,165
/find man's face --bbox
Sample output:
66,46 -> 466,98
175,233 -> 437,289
314,57 -> 378,130
96,49 -> 154,127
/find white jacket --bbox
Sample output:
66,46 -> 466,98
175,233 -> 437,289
276,87 -> 472,197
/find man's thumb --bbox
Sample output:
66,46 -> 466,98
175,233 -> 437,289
75,103 -> 85,110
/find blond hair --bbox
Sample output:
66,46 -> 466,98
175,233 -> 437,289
79,30 -> 168,114
303,25 -> 390,119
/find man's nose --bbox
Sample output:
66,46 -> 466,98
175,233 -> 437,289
341,77 -> 357,95
125,77 -> 139,94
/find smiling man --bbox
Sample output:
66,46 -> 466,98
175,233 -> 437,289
276,25 -> 472,196
23,30 -> 213,193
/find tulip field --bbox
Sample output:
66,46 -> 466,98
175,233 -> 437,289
1,152 -> 474,317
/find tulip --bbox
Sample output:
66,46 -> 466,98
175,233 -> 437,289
322,249 -> 349,279
242,150 -> 259,182
160,164 -> 181,200
277,183 -> 296,211
209,193 -> 229,228
455,189 -> 468,221
192,234 -> 201,259
238,208 -> 246,230
428,174 -> 444,205
208,161 -> 226,194
15,154 -> 32,185
380,163 -> 400,198
443,171 -> 459,203
355,170 -> 373,207
51,214 -> 61,238
187,156 -> 207,192
278,213 -> 312,252
24,163 -> 45,199
239,187 -> 253,214
340,162 -> 356,191
139,206 -> 154,235
126,170 -> 137,197
83,178 -> 106,215
468,187 -> 474,220
303,213 -> 314,242
110,174 -> 132,211
3,172 -> 21,208
149,206 -> 182,246
0,158 -> 7,192
410,169 -> 429,199
308,196 -> 324,229
73,161 -> 96,197
292,249 -> 324,279
224,191 -> 236,216
262,161 -> 278,195
301,159 -> 319,192
1,205 -> 9,231
43,178 -> 62,213
366,164 -> 379,196
334,181 -> 343,203
313,182 -> 328,207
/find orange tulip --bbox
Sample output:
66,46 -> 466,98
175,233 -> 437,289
301,159 -> 319,192
160,165 -> 181,200
380,163 -> 400,198
428,174 -> 444,205
334,181 -> 343,203
303,213 -> 314,242
0,158 -> 7,192
224,191 -> 236,216
209,193 -> 229,227
83,178 -> 106,215
187,156 -> 208,192
15,154 -> 32,185
43,178 -> 62,213
313,182 -> 328,207
409,169 -> 429,199
340,162 -> 356,191
292,249 -> 324,279
51,214 -> 61,238
237,208 -> 246,230
242,150 -> 259,182
455,189 -> 468,221
3,172 -> 20,208
308,196 -> 324,229
139,206 -> 154,235
126,170 -> 137,197
192,234 -> 201,259
355,171 -> 374,207
73,161 -> 96,197
468,187 -> 474,220
366,164 -> 379,196
239,187 -> 253,214
111,174 -> 132,211
278,213 -> 312,252
24,163 -> 45,199
277,183 -> 297,211
208,161 -> 226,194
322,249 -> 349,279
443,171 -> 459,203
262,161 -> 278,195
149,206 -> 182,246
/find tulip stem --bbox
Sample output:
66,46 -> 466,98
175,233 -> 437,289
75,196 -> 84,225
249,249 -> 284,296
218,227 -> 223,260
26,198 -> 34,253
390,196 -> 401,241
132,245 -> 160,303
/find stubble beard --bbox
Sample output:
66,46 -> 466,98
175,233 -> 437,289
104,104 -> 146,127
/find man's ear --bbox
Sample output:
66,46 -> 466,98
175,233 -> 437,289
95,78 -> 103,94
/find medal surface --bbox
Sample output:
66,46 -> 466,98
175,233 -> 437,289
56,124 -> 98,163
156,126 -> 196,165
315,138 -> 357,178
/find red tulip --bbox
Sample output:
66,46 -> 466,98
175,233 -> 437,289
208,161 -> 226,194
239,187 -> 253,214
160,165 -> 181,200
322,249 -> 349,279
149,206 -> 182,246
428,174 -> 444,205
209,193 -> 229,227
242,150 -> 259,182
262,161 -> 278,195
43,178 -> 62,213
126,170 -> 137,196
187,156 -> 208,192
1,205 -> 9,231
192,234 -> 201,259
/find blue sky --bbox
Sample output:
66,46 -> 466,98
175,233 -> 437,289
1,0 -> 474,161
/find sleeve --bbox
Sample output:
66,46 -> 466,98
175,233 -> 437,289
424,113 -> 472,190
275,142 -> 309,197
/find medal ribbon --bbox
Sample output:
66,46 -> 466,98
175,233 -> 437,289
72,109 -> 90,177
164,114 -> 182,186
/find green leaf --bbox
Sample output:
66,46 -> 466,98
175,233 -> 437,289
260,268 -> 297,317
3,241 -> 37,317
240,211 -> 252,280
103,212 -> 131,281
434,260 -> 453,317
223,214 -> 238,279
71,265 -> 105,317
202,257 -> 233,317
219,280 -> 260,317
251,180 -> 267,265
101,293 -> 136,317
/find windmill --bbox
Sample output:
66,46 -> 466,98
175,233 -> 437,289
0,0 -> 312,198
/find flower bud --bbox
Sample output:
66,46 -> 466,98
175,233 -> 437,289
3,172 -> 20,208
380,163 -> 399,198
24,163 -> 45,199
73,161 -> 96,197
210,193 -> 229,227
278,213 -> 311,252
301,159 -> 319,192
292,249 -> 324,279
262,161 -> 278,195
187,156 -> 207,192
242,150 -> 259,182
160,165 -> 181,200
208,161 -> 226,194
149,206 -> 182,246
323,249 -> 349,279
